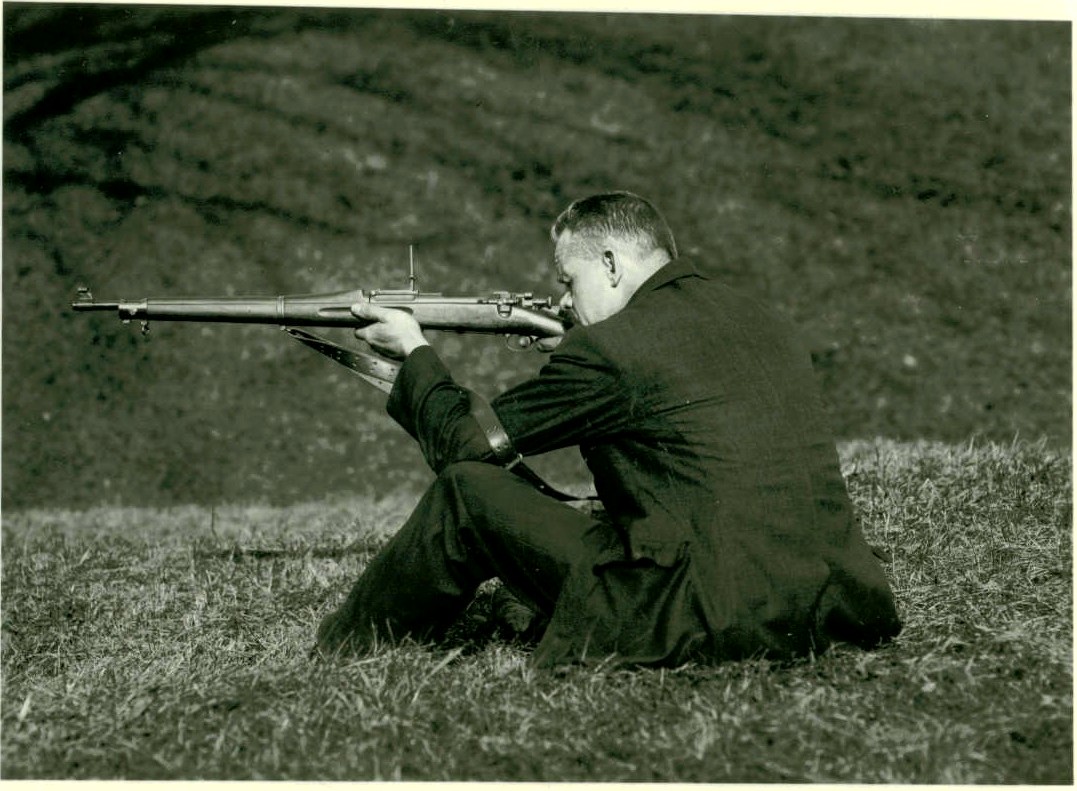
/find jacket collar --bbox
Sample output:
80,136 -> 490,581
627,257 -> 707,308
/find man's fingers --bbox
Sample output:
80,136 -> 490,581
351,301 -> 409,321
350,302 -> 383,320
353,326 -> 385,344
349,305 -> 427,359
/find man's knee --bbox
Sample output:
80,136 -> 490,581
433,461 -> 527,540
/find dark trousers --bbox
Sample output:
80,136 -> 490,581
317,461 -> 601,652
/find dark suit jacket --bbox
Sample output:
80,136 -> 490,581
388,257 -> 901,666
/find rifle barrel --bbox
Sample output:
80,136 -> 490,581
71,301 -> 120,312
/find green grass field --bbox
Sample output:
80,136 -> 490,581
2,439 -> 1070,781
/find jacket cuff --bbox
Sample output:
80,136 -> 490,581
386,344 -> 450,434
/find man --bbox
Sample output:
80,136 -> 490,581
317,192 -> 901,667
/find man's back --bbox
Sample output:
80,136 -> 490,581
495,258 -> 900,663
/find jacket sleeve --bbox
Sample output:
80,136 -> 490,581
385,329 -> 634,473
385,345 -> 494,474
491,327 -> 636,456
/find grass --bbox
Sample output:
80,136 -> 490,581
2,438 -> 1070,782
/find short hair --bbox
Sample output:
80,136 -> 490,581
551,192 -> 677,259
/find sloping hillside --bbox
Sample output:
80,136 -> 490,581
3,7 -> 1070,507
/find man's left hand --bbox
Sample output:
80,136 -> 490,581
351,302 -> 430,359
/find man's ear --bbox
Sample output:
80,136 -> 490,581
603,249 -> 622,286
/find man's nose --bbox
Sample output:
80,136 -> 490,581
559,292 -> 573,311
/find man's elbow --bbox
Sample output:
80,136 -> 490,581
424,423 -> 506,475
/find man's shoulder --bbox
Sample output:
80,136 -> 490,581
564,260 -> 791,361
547,323 -> 616,368
628,267 -> 790,332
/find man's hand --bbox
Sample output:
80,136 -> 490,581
535,336 -> 563,352
351,302 -> 430,359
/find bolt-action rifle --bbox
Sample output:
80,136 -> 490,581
71,252 -> 567,393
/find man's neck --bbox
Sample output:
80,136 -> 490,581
623,249 -> 671,294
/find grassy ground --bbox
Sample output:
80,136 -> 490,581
2,438 -> 1070,782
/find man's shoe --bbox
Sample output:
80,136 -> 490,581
491,586 -> 548,644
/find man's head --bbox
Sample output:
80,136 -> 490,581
551,192 -> 677,326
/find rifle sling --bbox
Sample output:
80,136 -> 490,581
286,327 -> 592,503
284,327 -> 398,393
465,392 -> 593,503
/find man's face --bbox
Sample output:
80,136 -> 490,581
553,231 -> 624,327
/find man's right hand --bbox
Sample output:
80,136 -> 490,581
351,302 -> 430,359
